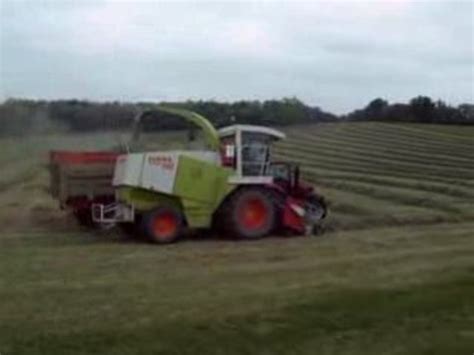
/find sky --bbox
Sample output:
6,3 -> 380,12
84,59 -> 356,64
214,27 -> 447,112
0,0 -> 473,113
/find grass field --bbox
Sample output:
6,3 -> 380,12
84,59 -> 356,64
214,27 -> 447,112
0,122 -> 473,354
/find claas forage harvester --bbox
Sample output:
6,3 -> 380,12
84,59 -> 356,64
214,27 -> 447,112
49,107 -> 327,243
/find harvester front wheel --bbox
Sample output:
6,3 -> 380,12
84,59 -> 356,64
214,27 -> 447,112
142,207 -> 184,244
223,187 -> 277,239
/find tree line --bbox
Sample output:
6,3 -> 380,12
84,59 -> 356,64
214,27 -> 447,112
344,97 -> 473,125
0,96 -> 472,136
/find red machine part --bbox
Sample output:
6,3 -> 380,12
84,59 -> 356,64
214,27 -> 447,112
238,196 -> 269,230
152,211 -> 179,238
50,150 -> 119,223
67,195 -> 116,226
282,196 -> 306,234
50,151 -> 119,164
219,137 -> 236,167
264,182 -> 315,235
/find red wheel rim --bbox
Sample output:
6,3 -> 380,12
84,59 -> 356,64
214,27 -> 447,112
239,197 -> 268,230
152,212 -> 177,239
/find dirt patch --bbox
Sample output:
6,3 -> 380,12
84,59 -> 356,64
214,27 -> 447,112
28,203 -> 74,231
0,203 -> 77,233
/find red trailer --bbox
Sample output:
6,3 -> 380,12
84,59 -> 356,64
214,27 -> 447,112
49,151 -> 119,226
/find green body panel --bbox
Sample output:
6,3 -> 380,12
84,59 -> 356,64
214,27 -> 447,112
156,107 -> 220,150
120,106 -> 237,228
133,106 -> 221,150
173,155 -> 235,227
117,187 -> 182,212
117,155 -> 235,228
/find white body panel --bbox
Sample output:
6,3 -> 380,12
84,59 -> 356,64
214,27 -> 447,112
141,152 -> 179,193
227,176 -> 273,185
113,153 -> 145,187
113,150 -> 220,193
218,125 -> 286,140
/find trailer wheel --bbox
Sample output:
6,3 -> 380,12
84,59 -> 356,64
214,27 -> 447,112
223,187 -> 277,239
73,208 -> 95,227
142,207 -> 184,244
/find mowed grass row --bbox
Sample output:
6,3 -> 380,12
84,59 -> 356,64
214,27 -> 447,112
281,128 -> 474,176
282,131 -> 474,169
356,122 -> 474,145
277,149 -> 474,192
276,138 -> 474,183
277,144 -> 474,183
278,122 -> 474,229
298,169 -> 474,199
285,123 -> 474,161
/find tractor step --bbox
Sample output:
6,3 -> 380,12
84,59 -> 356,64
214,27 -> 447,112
92,202 -> 135,224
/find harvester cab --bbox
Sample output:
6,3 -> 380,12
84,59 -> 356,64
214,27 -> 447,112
219,125 -> 284,178
52,106 -> 326,243
219,125 -> 308,197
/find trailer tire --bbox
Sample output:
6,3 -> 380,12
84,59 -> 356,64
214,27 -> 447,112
142,207 -> 184,244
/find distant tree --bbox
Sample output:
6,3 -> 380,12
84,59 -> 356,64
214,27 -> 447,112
345,98 -> 390,122
458,104 -> 474,123
0,95 -> 471,137
409,96 -> 436,123
344,96 -> 473,124
366,98 -> 389,120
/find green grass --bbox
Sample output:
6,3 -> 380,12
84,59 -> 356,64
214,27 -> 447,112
0,122 -> 473,354
1,223 -> 473,354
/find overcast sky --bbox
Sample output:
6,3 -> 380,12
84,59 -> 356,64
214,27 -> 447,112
0,0 -> 473,113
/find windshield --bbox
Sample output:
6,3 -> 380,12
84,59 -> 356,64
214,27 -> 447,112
241,132 -> 272,176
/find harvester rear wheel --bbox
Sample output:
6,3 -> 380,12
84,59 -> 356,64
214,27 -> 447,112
142,207 -> 184,244
223,187 -> 277,239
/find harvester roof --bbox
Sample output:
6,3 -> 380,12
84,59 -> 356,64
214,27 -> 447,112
218,125 -> 286,140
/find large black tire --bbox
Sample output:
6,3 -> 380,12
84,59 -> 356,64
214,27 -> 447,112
305,194 -> 327,236
141,206 -> 184,244
306,194 -> 327,221
221,187 -> 278,239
